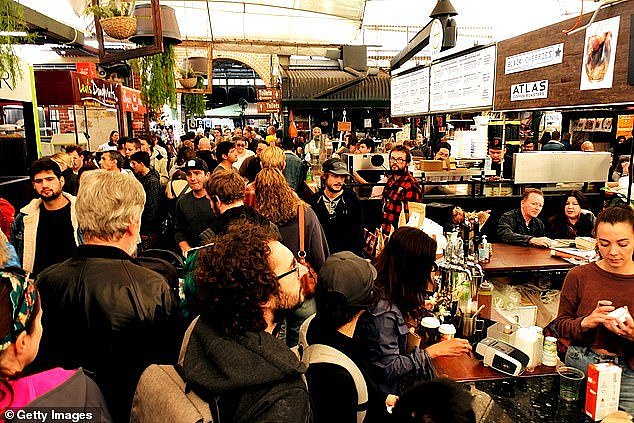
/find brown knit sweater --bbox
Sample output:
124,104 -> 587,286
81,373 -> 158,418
551,262 -> 634,365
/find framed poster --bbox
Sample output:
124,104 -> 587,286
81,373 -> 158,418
580,16 -> 620,91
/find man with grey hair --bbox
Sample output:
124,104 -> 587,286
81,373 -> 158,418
34,170 -> 180,423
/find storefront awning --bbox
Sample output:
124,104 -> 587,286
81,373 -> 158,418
282,68 -> 390,107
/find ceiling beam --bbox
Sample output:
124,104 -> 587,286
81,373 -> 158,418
15,1 -> 86,45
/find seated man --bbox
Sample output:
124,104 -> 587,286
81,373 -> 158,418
305,251 -> 392,422
497,188 -> 552,247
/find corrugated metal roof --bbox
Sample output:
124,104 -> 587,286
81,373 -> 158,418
282,69 -> 390,103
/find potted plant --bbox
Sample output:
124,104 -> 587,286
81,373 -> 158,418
182,77 -> 206,118
85,0 -> 136,40
178,68 -> 198,89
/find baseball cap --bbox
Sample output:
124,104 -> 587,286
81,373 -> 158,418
488,137 -> 503,150
322,158 -> 350,176
318,251 -> 377,307
182,158 -> 209,172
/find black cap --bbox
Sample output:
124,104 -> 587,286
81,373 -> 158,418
322,158 -> 350,176
318,251 -> 377,307
182,157 -> 209,172
488,137 -> 503,150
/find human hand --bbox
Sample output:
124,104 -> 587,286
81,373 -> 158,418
529,237 -> 552,248
581,300 -> 616,331
603,306 -> 634,341
425,338 -> 472,359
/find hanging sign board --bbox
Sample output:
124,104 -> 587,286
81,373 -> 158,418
505,44 -> 564,74
616,115 -> 634,138
580,16 -> 620,91
72,72 -> 119,108
430,45 -> 495,113
257,101 -> 281,113
510,80 -> 549,101
391,66 -> 430,117
119,86 -> 146,114
0,58 -> 32,102
337,121 -> 352,131
257,88 -> 282,101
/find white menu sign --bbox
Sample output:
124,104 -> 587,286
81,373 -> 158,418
505,43 -> 564,74
430,45 -> 495,113
390,66 -> 430,117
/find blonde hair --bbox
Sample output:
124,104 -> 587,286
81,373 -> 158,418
254,167 -> 302,225
51,152 -> 73,171
259,146 -> 285,170
76,170 -> 145,242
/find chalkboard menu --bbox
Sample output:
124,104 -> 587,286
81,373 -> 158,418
390,66 -> 430,117
430,45 -> 496,113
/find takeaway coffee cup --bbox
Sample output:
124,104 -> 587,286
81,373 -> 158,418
421,316 -> 441,345
438,324 -> 456,341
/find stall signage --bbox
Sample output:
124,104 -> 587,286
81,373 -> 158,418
257,101 -> 281,113
391,66 -> 430,117
505,43 -> 564,74
73,73 -> 119,107
617,115 -> 634,138
510,80 -> 549,101
76,62 -> 97,78
337,121 -> 352,131
119,86 -> 146,114
0,58 -> 32,102
430,45 -> 495,112
257,88 -> 281,101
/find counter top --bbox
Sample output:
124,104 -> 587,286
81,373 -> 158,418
482,243 -> 575,273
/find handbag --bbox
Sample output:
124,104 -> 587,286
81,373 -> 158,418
297,204 -> 319,298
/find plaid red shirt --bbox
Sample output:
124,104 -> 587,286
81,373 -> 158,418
381,172 -> 423,234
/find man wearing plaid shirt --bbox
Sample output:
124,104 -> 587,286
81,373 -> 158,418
381,145 -> 423,234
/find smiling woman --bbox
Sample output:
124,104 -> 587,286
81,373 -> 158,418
551,205 -> 634,414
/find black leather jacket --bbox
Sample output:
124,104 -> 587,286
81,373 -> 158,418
33,244 -> 181,423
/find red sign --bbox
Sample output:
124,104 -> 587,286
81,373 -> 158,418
257,101 -> 281,113
76,62 -> 97,78
72,72 -> 119,107
119,86 -> 147,114
257,88 -> 282,101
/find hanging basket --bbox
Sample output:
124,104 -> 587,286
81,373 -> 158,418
179,77 -> 198,89
100,16 -> 137,40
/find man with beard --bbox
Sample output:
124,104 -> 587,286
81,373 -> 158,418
130,151 -> 162,250
174,158 -> 214,255
11,158 -> 78,274
180,222 -> 310,422
310,159 -> 364,255
497,188 -> 552,247
380,145 -> 422,235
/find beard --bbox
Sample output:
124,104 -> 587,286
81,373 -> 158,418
39,188 -> 62,203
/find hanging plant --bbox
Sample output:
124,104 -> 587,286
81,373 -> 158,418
0,0 -> 35,87
84,1 -> 137,40
182,77 -> 206,118
133,43 -> 177,112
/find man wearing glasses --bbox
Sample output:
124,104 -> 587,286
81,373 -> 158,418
232,136 -> 255,171
180,222 -> 311,421
381,145 -> 422,235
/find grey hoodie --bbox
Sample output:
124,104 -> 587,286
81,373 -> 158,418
182,318 -> 310,423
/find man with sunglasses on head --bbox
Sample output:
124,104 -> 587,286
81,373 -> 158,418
380,145 -> 422,235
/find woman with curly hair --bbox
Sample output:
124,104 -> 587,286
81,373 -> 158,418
0,239 -> 110,419
255,167 -> 329,346
182,222 -> 310,422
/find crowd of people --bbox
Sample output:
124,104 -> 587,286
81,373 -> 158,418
0,124 -> 632,421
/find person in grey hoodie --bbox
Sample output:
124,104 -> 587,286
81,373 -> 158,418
181,222 -> 310,423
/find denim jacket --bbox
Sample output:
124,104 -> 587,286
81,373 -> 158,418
355,299 -> 433,395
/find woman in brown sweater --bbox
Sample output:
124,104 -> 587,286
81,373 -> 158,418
551,205 -> 634,413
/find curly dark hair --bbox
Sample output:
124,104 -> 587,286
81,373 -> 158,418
195,221 -> 280,337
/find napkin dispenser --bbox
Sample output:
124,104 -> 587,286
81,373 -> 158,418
475,337 -> 530,376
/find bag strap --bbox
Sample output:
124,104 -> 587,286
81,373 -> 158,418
298,204 -> 306,255
303,343 -> 368,423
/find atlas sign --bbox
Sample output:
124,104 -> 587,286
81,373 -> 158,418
510,80 -> 549,101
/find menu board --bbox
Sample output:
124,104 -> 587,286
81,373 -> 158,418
390,66 -> 430,117
430,45 -> 496,112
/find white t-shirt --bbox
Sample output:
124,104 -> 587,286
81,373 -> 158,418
234,150 -> 255,171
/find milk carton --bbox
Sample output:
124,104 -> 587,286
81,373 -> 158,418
585,363 -> 621,421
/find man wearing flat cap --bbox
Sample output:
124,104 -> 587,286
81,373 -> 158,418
488,137 -> 513,178
310,159 -> 364,255
174,158 -> 214,255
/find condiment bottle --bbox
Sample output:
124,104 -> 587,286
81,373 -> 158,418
542,336 -> 558,366
477,280 -> 493,320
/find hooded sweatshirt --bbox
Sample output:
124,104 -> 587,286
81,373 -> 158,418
181,317 -> 310,423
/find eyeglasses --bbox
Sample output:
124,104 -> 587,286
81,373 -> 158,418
389,157 -> 407,164
276,260 -> 306,280
236,143 -> 246,147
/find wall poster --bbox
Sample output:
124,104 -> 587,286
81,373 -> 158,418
580,16 -> 620,91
